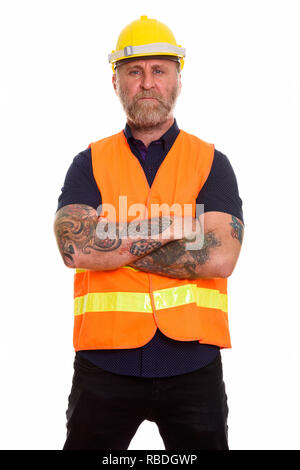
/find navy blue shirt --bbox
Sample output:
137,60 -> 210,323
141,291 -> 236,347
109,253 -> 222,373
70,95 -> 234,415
57,120 -> 243,377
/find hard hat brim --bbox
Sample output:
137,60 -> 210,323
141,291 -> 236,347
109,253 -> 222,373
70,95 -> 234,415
109,42 -> 185,64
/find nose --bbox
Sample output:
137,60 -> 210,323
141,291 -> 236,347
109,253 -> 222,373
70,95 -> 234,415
140,68 -> 155,90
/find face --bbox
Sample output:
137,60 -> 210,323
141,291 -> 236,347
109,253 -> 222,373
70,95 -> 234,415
112,58 -> 181,130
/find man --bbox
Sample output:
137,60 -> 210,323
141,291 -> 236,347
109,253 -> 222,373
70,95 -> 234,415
54,15 -> 244,450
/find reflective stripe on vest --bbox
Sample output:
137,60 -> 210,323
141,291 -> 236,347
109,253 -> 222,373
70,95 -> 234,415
74,285 -> 228,316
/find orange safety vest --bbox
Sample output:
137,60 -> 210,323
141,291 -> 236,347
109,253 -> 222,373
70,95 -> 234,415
73,130 -> 231,351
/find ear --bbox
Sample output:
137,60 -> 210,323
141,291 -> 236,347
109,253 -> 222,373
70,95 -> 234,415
112,73 -> 118,94
178,72 -> 182,95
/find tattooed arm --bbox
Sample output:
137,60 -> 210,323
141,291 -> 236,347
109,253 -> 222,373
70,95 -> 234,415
54,204 -> 189,271
130,212 -> 244,279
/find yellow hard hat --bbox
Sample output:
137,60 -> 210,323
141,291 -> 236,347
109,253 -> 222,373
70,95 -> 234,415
109,15 -> 185,71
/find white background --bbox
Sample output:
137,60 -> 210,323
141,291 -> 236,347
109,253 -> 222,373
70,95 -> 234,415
0,0 -> 299,450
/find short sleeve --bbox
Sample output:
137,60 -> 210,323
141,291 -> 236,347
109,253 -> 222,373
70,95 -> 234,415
197,149 -> 244,223
56,147 -> 102,212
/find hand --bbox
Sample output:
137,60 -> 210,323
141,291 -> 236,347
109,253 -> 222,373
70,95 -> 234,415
172,216 -> 202,242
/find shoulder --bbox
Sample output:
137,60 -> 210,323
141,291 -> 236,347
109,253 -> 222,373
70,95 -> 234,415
212,149 -> 235,172
90,131 -> 124,150
209,149 -> 241,191
62,146 -> 94,184
179,128 -> 235,174
179,129 -> 214,150
197,148 -> 244,223
71,147 -> 92,170
56,146 -> 101,211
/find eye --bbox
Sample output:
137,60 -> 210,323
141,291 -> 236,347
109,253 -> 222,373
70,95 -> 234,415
129,70 -> 141,76
153,69 -> 163,75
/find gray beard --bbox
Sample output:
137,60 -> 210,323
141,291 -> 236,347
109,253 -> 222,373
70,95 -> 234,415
118,87 -> 179,131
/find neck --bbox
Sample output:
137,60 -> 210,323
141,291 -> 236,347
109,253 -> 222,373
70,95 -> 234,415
128,116 -> 174,147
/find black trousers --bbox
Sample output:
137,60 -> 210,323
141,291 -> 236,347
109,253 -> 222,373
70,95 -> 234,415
63,353 -> 229,450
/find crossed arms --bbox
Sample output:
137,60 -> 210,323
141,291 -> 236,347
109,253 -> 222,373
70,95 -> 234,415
54,204 -> 244,279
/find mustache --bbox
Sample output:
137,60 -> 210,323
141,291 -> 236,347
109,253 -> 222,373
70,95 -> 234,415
133,91 -> 164,104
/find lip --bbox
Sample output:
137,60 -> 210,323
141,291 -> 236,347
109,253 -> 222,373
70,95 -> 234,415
138,97 -> 157,101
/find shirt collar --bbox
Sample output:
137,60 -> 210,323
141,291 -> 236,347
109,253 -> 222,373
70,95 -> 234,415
124,119 -> 180,152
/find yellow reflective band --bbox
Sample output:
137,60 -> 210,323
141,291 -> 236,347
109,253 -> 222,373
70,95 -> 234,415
75,267 -> 140,273
74,292 -> 153,316
153,284 -> 228,313
121,265 -> 140,272
195,287 -> 228,312
74,285 -> 227,316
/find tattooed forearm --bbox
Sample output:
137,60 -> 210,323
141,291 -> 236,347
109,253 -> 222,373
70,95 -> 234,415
131,213 -> 244,279
126,217 -> 172,237
54,204 -> 177,270
54,205 -> 104,267
129,240 -> 162,256
230,216 -> 244,244
132,231 -> 221,279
